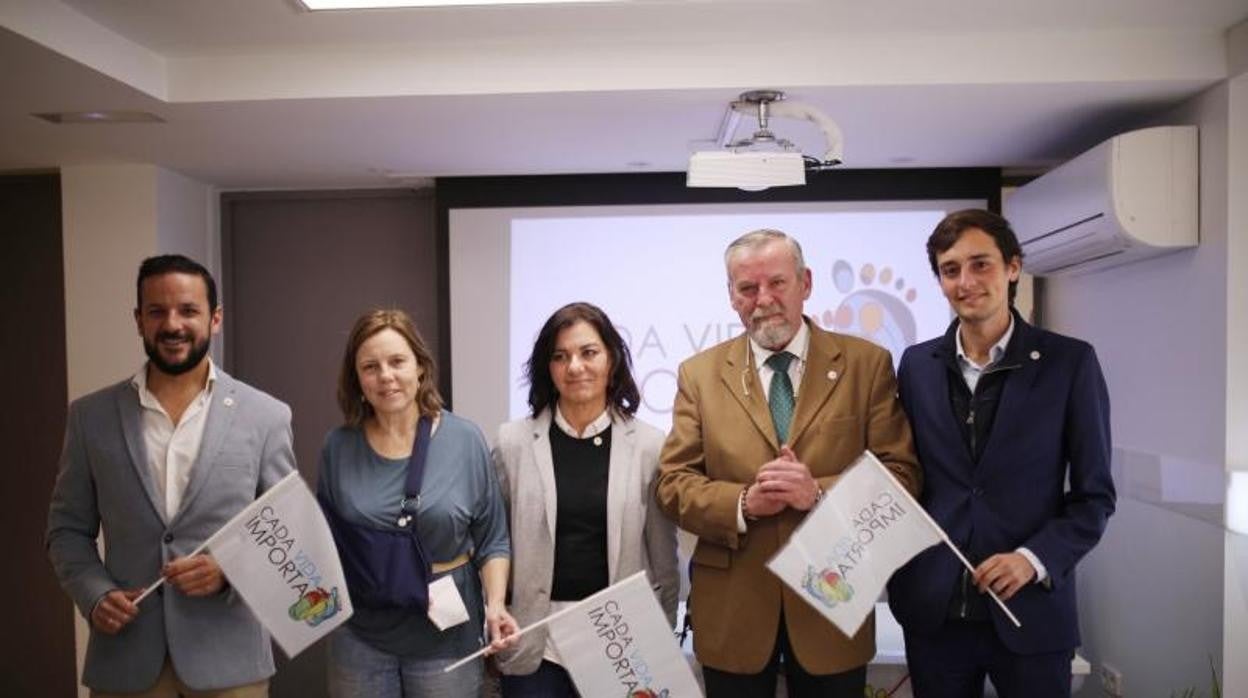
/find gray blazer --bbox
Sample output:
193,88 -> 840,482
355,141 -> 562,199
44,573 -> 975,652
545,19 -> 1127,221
46,370 -> 295,693
492,409 -> 679,676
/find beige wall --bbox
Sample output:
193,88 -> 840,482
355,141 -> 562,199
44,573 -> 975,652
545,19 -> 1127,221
61,164 -> 157,402
62,164 -> 217,399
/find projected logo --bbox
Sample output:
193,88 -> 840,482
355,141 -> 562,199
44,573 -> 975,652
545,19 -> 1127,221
817,260 -> 919,362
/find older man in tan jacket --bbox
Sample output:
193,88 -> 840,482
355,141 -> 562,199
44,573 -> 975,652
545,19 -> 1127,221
656,229 -> 920,698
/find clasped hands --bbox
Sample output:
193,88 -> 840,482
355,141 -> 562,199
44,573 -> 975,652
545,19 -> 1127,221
742,446 -> 822,518
91,554 -> 224,635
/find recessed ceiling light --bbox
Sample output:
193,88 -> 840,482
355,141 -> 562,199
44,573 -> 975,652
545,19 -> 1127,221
33,110 -> 165,124
299,0 -> 620,9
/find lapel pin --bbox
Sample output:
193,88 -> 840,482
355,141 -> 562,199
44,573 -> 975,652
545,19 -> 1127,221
827,370 -> 838,381
223,397 -> 235,408
1029,351 -> 1041,361
593,436 -> 603,447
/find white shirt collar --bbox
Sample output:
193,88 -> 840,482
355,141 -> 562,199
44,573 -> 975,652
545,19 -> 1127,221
553,404 -> 612,439
750,319 -> 810,369
131,359 -> 218,400
128,359 -> 218,520
955,315 -> 1014,371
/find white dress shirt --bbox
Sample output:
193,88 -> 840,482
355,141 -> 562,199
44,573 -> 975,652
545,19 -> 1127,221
752,321 -> 810,405
954,316 -> 1014,394
553,405 -> 612,439
130,361 -> 218,521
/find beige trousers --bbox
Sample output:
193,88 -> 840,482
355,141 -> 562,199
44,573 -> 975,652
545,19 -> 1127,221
91,658 -> 269,698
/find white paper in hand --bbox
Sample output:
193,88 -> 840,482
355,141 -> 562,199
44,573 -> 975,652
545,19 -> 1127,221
428,575 -> 469,630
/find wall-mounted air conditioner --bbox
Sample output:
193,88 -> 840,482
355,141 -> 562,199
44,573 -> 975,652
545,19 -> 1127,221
1005,125 -> 1198,276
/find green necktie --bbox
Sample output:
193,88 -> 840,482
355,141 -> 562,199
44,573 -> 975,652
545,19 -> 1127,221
766,351 -> 796,444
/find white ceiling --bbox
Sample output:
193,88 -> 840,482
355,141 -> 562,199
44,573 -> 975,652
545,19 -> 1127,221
1,0 -> 1245,188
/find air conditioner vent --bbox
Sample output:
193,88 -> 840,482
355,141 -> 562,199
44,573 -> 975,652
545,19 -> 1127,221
1005,126 -> 1197,276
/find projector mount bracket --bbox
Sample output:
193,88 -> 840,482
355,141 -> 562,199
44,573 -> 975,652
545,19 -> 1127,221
728,90 -> 796,152
718,89 -> 844,169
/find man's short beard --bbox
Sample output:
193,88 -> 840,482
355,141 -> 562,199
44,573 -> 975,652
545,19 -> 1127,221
144,335 -> 211,376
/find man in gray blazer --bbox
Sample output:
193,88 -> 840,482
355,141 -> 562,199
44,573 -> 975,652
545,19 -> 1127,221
47,254 -> 295,697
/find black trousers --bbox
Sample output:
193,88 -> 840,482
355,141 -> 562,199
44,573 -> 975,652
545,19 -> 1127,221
904,619 -> 1073,698
702,617 -> 867,698
499,660 -> 580,698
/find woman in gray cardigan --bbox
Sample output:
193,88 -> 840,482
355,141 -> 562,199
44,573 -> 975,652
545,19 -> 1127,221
492,302 -> 680,697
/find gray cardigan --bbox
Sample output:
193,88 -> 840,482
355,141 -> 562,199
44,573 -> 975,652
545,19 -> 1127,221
491,409 -> 679,675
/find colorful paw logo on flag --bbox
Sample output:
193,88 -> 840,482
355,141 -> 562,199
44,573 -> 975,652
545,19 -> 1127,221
802,566 -> 854,609
288,587 -> 342,627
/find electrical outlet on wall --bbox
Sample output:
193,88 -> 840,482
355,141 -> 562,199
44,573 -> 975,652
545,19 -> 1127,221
1099,662 -> 1124,696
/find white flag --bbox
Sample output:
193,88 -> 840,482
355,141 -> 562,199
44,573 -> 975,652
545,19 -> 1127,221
767,451 -> 941,636
548,571 -> 702,698
205,471 -> 353,657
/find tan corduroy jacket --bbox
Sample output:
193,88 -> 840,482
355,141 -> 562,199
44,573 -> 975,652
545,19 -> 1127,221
656,319 -> 920,675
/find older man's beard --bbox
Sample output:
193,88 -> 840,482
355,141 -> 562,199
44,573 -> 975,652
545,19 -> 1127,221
749,305 -> 797,350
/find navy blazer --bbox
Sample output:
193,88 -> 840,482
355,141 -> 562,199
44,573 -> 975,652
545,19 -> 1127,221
886,313 -> 1115,655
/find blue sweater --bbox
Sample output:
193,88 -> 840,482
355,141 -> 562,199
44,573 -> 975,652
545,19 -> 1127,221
317,411 -> 510,657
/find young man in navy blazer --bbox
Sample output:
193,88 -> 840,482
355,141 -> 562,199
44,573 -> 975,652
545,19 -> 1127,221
886,209 -> 1116,697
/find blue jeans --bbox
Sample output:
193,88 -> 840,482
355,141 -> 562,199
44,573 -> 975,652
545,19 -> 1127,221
328,626 -> 482,698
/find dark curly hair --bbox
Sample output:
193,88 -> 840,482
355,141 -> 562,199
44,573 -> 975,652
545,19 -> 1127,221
524,302 -> 640,418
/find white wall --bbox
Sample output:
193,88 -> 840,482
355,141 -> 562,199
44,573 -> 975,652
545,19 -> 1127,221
1222,20 -> 1248,694
155,166 -> 219,362
156,167 -> 213,268
1043,80 -> 1233,695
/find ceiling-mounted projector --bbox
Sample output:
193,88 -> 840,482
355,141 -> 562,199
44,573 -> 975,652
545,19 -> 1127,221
687,90 -> 843,191
687,151 -> 805,190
